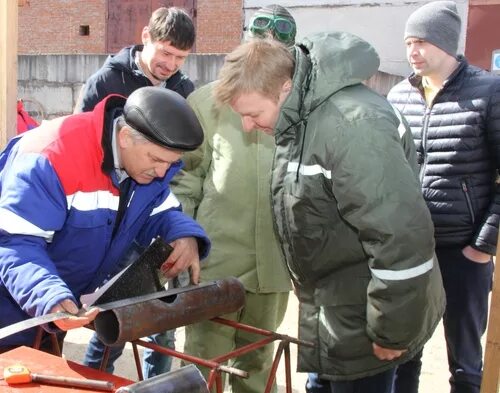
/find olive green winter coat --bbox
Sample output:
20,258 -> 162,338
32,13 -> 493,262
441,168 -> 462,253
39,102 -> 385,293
272,32 -> 445,380
171,82 -> 292,294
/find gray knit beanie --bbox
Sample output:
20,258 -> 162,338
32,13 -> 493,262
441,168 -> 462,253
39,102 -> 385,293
404,1 -> 461,56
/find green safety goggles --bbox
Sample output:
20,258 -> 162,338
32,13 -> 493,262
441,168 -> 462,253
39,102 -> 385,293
249,15 -> 296,44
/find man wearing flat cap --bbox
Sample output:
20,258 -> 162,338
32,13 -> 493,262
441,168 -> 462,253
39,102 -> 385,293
0,87 -> 210,353
77,6 -> 198,377
388,2 -> 500,392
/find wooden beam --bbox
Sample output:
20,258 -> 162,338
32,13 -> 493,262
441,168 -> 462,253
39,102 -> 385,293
0,2 -> 18,148
480,236 -> 500,393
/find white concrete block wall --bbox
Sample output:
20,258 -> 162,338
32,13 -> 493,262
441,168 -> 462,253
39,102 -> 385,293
17,54 -> 226,119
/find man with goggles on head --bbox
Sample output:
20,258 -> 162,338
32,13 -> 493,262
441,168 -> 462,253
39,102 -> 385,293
170,4 -> 296,393
247,4 -> 297,47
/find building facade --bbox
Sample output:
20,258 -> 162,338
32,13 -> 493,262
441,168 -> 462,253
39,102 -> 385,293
18,0 -> 243,55
18,0 -> 500,75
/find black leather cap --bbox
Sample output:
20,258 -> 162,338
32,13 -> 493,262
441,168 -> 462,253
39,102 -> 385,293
124,87 -> 203,151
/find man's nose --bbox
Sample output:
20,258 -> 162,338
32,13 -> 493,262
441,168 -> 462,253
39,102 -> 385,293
154,163 -> 170,178
408,44 -> 418,55
165,55 -> 177,71
241,117 -> 255,132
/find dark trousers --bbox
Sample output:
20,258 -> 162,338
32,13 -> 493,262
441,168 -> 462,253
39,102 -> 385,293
306,368 -> 396,393
393,247 -> 493,393
439,248 -> 493,393
392,350 -> 422,393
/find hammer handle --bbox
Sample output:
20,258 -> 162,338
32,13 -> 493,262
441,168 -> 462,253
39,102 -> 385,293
31,373 -> 115,391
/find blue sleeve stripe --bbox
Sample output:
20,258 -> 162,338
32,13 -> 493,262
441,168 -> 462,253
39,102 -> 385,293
150,192 -> 180,216
0,207 -> 55,240
66,190 -> 119,211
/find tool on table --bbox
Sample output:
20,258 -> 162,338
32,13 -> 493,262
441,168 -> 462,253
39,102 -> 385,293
3,364 -> 115,391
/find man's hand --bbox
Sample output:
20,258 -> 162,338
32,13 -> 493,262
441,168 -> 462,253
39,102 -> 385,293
160,237 -> 200,284
462,245 -> 491,263
49,299 -> 99,331
372,343 -> 407,361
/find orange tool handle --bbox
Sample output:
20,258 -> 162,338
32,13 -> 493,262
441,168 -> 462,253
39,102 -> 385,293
4,364 -> 114,391
3,365 -> 32,384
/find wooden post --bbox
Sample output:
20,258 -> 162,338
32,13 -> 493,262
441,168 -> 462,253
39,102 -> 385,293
480,235 -> 500,393
0,2 -> 18,148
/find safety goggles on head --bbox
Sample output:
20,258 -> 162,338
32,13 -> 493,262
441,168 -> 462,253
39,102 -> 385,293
249,14 -> 296,44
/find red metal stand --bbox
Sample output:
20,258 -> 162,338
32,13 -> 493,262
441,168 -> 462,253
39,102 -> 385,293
100,317 -> 314,393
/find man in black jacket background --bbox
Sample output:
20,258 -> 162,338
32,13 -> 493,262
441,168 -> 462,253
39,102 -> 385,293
388,2 -> 500,393
75,6 -> 195,113
76,6 -> 196,379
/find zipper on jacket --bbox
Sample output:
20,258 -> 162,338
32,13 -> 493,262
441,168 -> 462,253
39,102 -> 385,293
461,179 -> 475,224
418,107 -> 431,184
270,149 -> 306,283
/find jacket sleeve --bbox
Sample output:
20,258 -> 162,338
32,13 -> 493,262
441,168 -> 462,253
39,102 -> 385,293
135,186 -> 210,259
170,146 -> 210,217
178,76 -> 195,98
390,105 -> 420,178
76,71 -> 112,113
330,112 -> 441,349
0,154 -> 76,318
170,86 -> 214,218
472,78 -> 500,255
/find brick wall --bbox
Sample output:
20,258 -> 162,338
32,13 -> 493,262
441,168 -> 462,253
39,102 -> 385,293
18,0 -> 242,55
18,0 -> 106,54
196,0 -> 243,53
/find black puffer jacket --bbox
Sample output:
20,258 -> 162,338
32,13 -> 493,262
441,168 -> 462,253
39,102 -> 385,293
388,57 -> 500,254
77,45 -> 194,112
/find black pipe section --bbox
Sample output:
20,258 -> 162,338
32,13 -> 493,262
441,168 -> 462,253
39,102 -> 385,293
115,364 -> 209,393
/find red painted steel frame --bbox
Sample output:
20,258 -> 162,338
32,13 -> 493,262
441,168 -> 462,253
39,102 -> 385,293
99,317 -> 314,393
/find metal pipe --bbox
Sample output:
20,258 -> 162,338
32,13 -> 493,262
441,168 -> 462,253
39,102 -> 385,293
94,277 -> 245,346
115,364 -> 209,393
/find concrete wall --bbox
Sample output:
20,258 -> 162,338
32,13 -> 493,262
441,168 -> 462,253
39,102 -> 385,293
18,53 -> 226,119
244,0 -> 469,77
18,51 -> 399,121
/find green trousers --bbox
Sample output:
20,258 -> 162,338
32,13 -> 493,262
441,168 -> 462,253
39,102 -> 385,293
184,290 -> 289,393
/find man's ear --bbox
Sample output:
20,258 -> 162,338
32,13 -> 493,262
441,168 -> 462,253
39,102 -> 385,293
278,79 -> 292,103
282,79 -> 292,94
117,127 -> 130,148
141,27 -> 150,45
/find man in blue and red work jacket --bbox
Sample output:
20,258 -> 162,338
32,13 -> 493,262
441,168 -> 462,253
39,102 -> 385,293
0,87 -> 210,353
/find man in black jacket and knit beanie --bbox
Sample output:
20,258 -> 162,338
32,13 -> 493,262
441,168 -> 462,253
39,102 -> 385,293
388,2 -> 500,393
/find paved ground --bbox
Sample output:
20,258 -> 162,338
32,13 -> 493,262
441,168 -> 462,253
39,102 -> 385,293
64,294 -> 454,392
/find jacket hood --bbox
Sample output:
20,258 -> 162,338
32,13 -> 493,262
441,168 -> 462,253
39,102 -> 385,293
103,45 -> 142,75
300,31 -> 380,102
276,31 -> 380,137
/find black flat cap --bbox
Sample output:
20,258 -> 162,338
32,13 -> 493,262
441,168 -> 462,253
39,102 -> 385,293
124,87 -> 203,151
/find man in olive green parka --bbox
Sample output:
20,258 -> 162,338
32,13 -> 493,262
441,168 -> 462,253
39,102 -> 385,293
214,32 -> 445,393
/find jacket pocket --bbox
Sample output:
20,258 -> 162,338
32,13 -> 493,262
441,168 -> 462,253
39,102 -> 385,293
314,270 -> 370,306
65,209 -> 112,229
315,277 -> 373,360
460,178 -> 475,224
